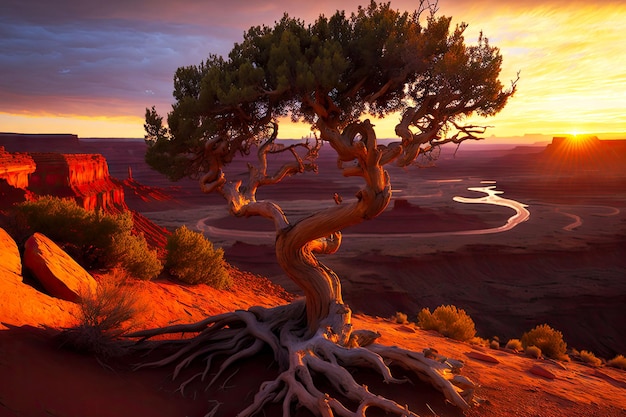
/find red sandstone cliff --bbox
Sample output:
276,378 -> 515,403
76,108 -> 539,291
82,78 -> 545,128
0,146 -> 168,250
28,153 -> 126,212
0,147 -> 37,206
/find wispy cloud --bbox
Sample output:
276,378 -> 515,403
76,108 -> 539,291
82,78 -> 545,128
1,0 -> 624,137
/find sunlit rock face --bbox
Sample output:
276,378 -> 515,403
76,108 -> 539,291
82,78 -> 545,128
0,147 -> 37,206
0,227 -> 22,283
0,146 -> 169,252
0,147 -> 36,189
23,232 -> 97,303
29,153 -> 126,212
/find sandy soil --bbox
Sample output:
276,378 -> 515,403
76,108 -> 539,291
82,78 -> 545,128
1,280 -> 625,417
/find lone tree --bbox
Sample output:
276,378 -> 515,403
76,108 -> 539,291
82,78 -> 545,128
138,1 -> 516,415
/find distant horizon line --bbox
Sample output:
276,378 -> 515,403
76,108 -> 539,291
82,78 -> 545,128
2,131 -> 625,144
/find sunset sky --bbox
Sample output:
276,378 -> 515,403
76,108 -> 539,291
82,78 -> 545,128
1,0 -> 625,142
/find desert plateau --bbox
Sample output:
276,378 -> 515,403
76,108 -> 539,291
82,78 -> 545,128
1,133 -> 625,417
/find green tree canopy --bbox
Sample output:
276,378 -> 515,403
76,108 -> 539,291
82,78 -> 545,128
145,0 -> 516,184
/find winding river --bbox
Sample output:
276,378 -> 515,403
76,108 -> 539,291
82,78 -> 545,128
198,181 -> 531,241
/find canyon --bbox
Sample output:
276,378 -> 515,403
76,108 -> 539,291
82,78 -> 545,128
0,133 -> 625,417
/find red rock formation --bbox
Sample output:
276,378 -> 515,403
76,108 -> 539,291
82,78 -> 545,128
28,153 -> 126,212
0,133 -> 79,153
0,146 -> 170,252
0,147 -> 37,206
23,232 -> 98,303
0,227 -> 79,328
0,147 -> 36,189
132,211 -> 169,251
0,227 -> 22,283
540,135 -> 626,171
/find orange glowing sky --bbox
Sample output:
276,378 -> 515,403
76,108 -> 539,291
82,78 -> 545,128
1,0 -> 625,142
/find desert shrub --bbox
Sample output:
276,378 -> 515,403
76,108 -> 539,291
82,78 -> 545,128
110,232 -> 162,281
165,225 -> 231,288
470,337 -> 490,347
521,324 -> 568,360
14,196 -> 162,279
505,339 -> 523,352
14,196 -> 93,244
579,350 -> 602,367
57,270 -> 145,358
607,354 -> 626,370
392,312 -> 408,324
15,197 -> 124,263
524,345 -> 542,359
417,305 -> 476,342
490,339 -> 500,350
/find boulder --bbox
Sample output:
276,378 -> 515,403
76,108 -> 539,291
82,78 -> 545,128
465,351 -> 500,364
23,233 -> 97,302
528,364 -> 557,380
0,227 -> 22,282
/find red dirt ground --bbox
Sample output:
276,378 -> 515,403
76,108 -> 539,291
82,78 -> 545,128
1,267 -> 625,417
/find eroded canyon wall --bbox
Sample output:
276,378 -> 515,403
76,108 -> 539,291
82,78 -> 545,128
0,146 -> 167,250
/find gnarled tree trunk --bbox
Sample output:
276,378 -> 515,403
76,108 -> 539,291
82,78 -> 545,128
276,120 -> 391,338
129,120 -> 476,416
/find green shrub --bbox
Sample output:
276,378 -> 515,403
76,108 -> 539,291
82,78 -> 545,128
607,354 -> 626,370
165,225 -> 231,288
14,196 -> 162,280
111,232 -> 162,281
579,350 -> 602,367
524,345 -> 542,359
505,338 -> 523,352
521,324 -> 568,360
14,196 -> 93,244
417,305 -> 476,342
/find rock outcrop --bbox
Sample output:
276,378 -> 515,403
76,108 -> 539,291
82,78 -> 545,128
0,147 -> 36,189
0,227 -> 22,283
540,135 -> 626,170
0,145 -> 170,251
23,233 -> 97,303
0,147 -> 36,206
29,152 -> 126,212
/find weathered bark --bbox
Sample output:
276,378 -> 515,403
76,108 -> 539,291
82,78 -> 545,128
274,119 -> 392,336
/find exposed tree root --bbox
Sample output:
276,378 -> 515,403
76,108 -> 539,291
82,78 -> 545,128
127,299 -> 475,417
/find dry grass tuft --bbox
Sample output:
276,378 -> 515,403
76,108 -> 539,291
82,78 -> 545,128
505,338 -> 523,352
521,324 -> 568,360
524,345 -> 542,359
607,354 -> 626,370
392,311 -> 408,324
56,269 -> 146,358
578,350 -> 602,367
